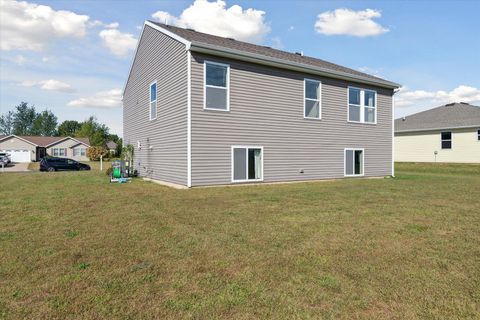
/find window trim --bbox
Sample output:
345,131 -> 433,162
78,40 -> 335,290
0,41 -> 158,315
231,145 -> 264,183
441,131 -> 452,150
149,80 -> 157,121
204,60 -> 230,112
344,148 -> 365,177
303,78 -> 322,120
347,86 -> 377,125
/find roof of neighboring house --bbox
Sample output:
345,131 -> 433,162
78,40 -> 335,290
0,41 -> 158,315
0,135 -> 90,147
395,102 -> 480,133
142,21 -> 400,90
106,140 -> 117,149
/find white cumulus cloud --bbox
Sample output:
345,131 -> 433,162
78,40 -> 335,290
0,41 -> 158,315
315,8 -> 389,37
151,0 -> 270,43
0,0 -> 90,51
396,85 -> 480,108
99,28 -> 137,57
20,79 -> 75,93
68,89 -> 122,109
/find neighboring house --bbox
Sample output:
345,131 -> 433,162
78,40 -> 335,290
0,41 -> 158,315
106,140 -> 117,155
0,135 -> 90,162
395,102 -> 480,163
123,21 -> 400,187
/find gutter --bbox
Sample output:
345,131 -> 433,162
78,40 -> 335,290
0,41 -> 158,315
189,43 -> 401,90
394,125 -> 480,134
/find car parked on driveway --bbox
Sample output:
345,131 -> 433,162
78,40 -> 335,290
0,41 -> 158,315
40,157 -> 91,172
0,155 -> 9,167
0,152 -> 11,164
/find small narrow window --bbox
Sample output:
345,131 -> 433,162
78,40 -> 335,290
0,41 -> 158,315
232,147 -> 262,182
304,79 -> 321,119
149,81 -> 157,120
53,148 -> 58,156
441,131 -> 452,149
81,148 -> 86,156
348,87 -> 376,123
205,61 -> 229,110
345,149 -> 364,176
477,129 -> 480,141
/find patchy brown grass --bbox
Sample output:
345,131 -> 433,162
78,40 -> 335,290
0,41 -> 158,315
1,163 -> 479,319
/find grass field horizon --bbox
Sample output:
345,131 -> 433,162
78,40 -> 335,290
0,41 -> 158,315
1,163 -> 479,319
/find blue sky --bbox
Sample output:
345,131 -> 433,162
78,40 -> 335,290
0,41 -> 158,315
1,0 -> 479,136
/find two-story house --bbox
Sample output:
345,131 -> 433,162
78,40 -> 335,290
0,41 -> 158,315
123,21 -> 400,188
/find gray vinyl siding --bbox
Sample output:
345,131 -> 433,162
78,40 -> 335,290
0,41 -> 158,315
123,25 -> 188,185
190,53 -> 393,186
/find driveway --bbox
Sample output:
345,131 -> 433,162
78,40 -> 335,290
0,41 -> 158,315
0,162 -> 30,172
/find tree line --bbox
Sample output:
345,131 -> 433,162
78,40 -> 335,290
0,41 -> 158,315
0,102 -> 121,150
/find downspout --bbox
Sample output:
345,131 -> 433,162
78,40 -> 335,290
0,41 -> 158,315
392,88 -> 400,177
187,50 -> 192,187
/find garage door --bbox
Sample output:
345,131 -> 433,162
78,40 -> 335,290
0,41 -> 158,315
3,150 -> 31,162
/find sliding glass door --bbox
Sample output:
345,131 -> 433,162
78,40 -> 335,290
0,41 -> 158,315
232,146 -> 263,182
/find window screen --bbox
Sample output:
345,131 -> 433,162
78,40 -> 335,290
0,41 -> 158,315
205,62 -> 229,110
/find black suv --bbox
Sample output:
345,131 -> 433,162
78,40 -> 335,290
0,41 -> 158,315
40,157 -> 91,172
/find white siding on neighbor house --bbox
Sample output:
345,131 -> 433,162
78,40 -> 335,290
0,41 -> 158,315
395,128 -> 480,163
0,136 -> 36,162
190,53 -> 394,186
123,25 -> 188,186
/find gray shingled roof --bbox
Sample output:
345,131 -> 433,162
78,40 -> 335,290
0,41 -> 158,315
395,102 -> 480,133
148,21 -> 399,88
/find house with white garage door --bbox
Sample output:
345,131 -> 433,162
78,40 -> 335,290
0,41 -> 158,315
0,135 -> 90,163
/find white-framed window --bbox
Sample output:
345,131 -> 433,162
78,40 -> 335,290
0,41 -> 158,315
73,147 -> 86,156
149,81 -> 157,120
204,61 -> 229,111
348,87 -> 376,124
52,148 -> 66,157
441,131 -> 452,149
232,146 -> 263,182
304,79 -> 321,119
344,148 -> 364,177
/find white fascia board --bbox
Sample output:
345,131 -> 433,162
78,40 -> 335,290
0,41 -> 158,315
394,125 -> 480,134
122,21 -> 192,97
190,43 -> 401,90
0,135 -> 38,147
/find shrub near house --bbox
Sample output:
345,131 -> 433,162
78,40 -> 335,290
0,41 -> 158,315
86,146 -> 108,161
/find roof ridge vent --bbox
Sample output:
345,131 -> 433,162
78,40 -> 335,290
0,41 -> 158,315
186,28 -> 196,32
445,102 -> 455,106
295,51 -> 304,56
226,37 -> 235,41
459,102 -> 469,105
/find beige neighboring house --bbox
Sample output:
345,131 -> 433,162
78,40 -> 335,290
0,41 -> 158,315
0,135 -> 90,163
395,102 -> 480,163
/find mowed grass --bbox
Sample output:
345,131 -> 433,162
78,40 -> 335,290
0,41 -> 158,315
1,163 -> 479,319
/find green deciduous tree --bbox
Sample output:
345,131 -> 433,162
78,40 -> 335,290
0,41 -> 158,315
75,116 -> 110,146
12,102 -> 36,135
32,110 -> 58,136
58,120 -> 81,137
0,111 -> 14,135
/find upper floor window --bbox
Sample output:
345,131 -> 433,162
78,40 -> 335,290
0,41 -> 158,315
149,81 -> 157,120
205,61 -> 229,111
348,87 -> 376,124
304,79 -> 321,119
441,131 -> 452,149
477,129 -> 480,141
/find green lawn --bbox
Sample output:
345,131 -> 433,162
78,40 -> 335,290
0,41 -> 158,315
1,163 -> 479,319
